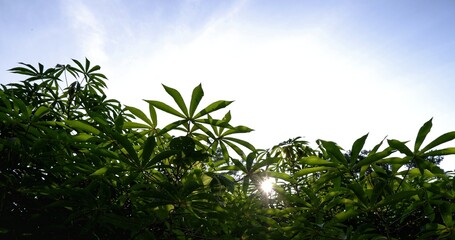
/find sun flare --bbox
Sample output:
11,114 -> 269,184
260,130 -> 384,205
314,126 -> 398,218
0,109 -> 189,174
260,178 -> 274,194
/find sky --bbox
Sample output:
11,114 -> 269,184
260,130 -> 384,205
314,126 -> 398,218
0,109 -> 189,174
1,0 -> 455,170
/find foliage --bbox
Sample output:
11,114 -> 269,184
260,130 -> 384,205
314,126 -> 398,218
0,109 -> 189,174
1,59 -> 455,239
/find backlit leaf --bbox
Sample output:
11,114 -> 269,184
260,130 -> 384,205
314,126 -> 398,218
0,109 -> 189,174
415,118 -> 433,152
162,84 -> 189,117
189,84 -> 204,117
194,100 -> 233,119
65,120 -> 100,135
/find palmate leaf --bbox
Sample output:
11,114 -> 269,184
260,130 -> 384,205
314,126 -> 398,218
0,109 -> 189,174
189,84 -> 204,117
162,84 -> 189,117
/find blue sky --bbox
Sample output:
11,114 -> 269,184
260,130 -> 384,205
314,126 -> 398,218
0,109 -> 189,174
1,0 -> 455,170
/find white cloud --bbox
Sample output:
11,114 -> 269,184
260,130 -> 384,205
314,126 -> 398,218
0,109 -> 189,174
62,1 -> 107,64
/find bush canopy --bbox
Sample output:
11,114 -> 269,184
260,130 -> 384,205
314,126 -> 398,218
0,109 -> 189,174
1,59 -> 455,239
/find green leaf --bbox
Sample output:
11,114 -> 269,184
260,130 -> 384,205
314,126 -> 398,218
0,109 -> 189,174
32,106 -> 49,121
223,137 -> 256,152
146,100 -> 186,118
251,157 -> 279,172
422,148 -> 455,157
195,118 -> 232,128
232,158 -> 247,173
387,139 -> 413,156
123,122 -> 150,129
221,125 -> 254,137
335,209 -> 359,222
377,190 -> 419,207
126,105 -> 154,127
350,133 -> 369,166
193,123 -> 217,139
348,183 -> 367,205
295,167 -> 332,177
377,156 -> 411,165
141,136 -> 156,162
194,100 -> 233,119
162,84 -> 189,117
112,132 -> 139,165
319,140 -> 347,166
72,58 -> 84,72
370,137 -> 386,155
90,167 -> 107,176
353,147 -> 394,170
72,133 -> 97,142
145,150 -> 179,168
242,177 -> 250,193
65,120 -> 100,135
88,64 -> 101,73
12,97 -> 29,119
114,115 -> 124,131
420,131 -> 455,153
246,152 -> 256,172
0,90 -> 11,110
415,118 -> 433,152
189,84 -> 204,117
222,111 -> 231,122
300,156 -> 337,166
440,202 -> 453,227
169,136 -> 195,155
219,141 -> 230,161
85,58 -> 91,72
398,168 -> 436,177
157,120 -> 187,135
149,102 -> 158,126
265,171 -> 294,183
223,139 -> 247,158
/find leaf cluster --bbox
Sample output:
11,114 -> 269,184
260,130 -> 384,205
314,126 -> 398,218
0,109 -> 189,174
1,59 -> 455,239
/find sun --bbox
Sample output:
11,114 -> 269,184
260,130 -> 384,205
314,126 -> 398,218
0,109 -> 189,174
260,177 -> 274,194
